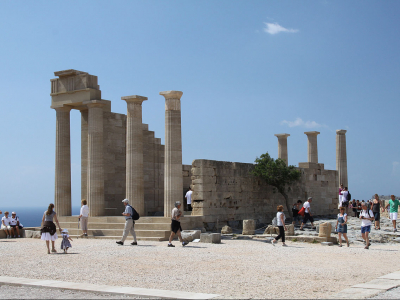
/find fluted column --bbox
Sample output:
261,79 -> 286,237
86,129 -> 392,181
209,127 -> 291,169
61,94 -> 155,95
160,90 -> 183,218
121,95 -> 148,216
54,106 -> 72,216
304,131 -> 320,163
336,129 -> 348,187
80,109 -> 88,201
274,133 -> 290,165
86,100 -> 105,216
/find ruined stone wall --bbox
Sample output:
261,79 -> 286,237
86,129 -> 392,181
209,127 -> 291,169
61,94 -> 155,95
190,159 -> 338,230
100,112 -> 191,215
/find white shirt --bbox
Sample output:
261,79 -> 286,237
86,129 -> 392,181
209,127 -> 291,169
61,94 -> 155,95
276,212 -> 285,226
9,217 -> 19,226
185,191 -> 193,205
80,205 -> 89,217
360,210 -> 374,227
341,191 -> 349,202
303,201 -> 311,213
2,216 -> 11,226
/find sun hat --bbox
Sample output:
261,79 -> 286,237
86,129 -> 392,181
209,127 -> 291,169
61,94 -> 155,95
175,201 -> 181,207
62,229 -> 68,233
11,212 -> 16,215
122,199 -> 129,203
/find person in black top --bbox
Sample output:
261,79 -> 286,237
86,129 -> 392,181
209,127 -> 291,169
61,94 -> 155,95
372,194 -> 381,230
292,200 -> 302,226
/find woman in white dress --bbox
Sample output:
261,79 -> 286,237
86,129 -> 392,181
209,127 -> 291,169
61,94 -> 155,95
40,203 -> 62,254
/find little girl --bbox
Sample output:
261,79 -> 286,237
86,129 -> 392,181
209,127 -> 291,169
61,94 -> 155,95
61,229 -> 73,253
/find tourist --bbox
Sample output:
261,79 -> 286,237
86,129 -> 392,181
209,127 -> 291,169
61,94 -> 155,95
340,187 -> 349,214
299,197 -> 315,231
1,211 -> 12,238
351,200 -> 357,217
372,194 -> 381,230
9,212 -> 21,238
41,203 -> 62,254
359,203 -> 374,249
335,207 -> 349,247
292,200 -> 302,226
383,195 -> 399,232
356,200 -> 361,218
271,205 -> 287,246
168,201 -> 189,247
78,199 -> 89,238
185,187 -> 193,211
338,183 -> 344,207
61,229 -> 73,254
116,199 -> 137,246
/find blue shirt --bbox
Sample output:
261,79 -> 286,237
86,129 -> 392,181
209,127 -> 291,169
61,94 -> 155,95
124,205 -> 133,220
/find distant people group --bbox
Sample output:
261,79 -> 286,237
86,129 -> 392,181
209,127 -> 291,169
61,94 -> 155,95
1,211 -> 23,238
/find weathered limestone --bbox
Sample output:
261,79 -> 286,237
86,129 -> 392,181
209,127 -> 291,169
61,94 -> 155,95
85,100 -> 107,217
221,225 -> 233,234
121,95 -> 148,216
53,106 -> 72,216
304,131 -> 320,163
160,91 -> 183,218
336,130 -> 348,187
318,222 -> 332,238
286,224 -> 295,236
274,133 -> 290,165
200,233 -> 221,243
242,219 -> 256,235
181,230 -> 201,242
80,109 -> 88,201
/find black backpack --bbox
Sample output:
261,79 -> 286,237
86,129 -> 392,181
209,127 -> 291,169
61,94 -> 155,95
346,192 -> 351,201
128,205 -> 140,221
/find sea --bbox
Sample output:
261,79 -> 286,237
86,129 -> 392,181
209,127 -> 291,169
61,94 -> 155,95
1,206 -> 81,227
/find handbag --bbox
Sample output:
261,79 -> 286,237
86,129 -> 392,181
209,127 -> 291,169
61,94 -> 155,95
298,207 -> 305,217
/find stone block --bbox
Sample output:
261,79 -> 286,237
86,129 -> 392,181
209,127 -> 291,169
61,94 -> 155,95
181,230 -> 201,242
318,222 -> 332,238
286,224 -> 295,236
221,225 -> 233,234
242,219 -> 255,235
200,233 -> 221,243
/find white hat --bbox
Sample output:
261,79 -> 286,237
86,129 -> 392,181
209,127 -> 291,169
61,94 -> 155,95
11,212 -> 16,215
62,229 -> 68,233
122,199 -> 129,203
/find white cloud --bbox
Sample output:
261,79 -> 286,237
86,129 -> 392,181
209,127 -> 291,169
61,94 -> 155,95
280,117 -> 323,129
263,22 -> 299,35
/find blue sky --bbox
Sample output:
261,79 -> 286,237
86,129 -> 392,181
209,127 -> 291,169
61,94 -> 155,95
0,0 -> 399,208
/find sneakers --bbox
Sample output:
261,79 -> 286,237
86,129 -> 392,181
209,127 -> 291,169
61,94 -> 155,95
168,243 -> 175,247
116,241 -> 123,245
282,244 -> 288,247
182,242 -> 189,247
131,242 -> 137,246
271,240 -> 276,246
394,229 -> 398,232
299,228 -> 305,231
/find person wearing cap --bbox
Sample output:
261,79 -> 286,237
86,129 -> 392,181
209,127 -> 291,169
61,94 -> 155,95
61,229 -> 73,254
1,211 -> 12,239
9,212 -> 21,238
116,199 -> 137,246
168,201 -> 189,247
360,202 -> 374,249
299,197 -> 316,231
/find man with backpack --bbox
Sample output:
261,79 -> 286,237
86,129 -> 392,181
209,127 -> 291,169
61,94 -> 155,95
341,187 -> 351,215
116,199 -> 138,246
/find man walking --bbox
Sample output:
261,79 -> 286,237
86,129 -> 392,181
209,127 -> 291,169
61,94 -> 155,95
300,197 -> 315,231
384,195 -> 399,232
116,199 -> 137,246
185,187 -> 193,211
168,201 -> 189,247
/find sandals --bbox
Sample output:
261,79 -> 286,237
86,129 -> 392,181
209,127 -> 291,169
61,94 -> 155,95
347,241 -> 349,247
338,244 -> 342,247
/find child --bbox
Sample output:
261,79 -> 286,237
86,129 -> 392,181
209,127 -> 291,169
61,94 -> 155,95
61,229 -> 73,253
271,205 -> 287,247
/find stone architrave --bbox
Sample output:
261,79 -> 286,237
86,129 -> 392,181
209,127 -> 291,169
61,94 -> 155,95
336,130 -> 348,187
84,100 -> 107,217
304,131 -> 320,163
121,95 -> 148,216
53,106 -> 72,216
274,133 -> 290,165
160,91 -> 183,218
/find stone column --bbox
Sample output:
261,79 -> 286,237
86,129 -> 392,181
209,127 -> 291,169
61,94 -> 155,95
336,129 -> 348,187
80,109 -> 88,201
121,95 -> 148,216
54,106 -> 72,216
86,100 -> 106,217
160,91 -> 183,218
304,131 -> 320,163
274,133 -> 290,165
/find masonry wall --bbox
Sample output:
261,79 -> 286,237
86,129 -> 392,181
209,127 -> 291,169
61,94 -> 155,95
190,159 -> 338,230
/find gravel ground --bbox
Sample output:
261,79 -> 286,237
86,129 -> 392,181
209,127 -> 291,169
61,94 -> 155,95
1,238 -> 399,299
0,284 -> 141,299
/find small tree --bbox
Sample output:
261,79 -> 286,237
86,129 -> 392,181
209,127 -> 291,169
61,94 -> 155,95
251,152 -> 301,217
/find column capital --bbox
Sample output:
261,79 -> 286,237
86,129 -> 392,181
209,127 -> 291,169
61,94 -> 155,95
159,90 -> 183,100
274,133 -> 290,139
304,131 -> 320,136
336,129 -> 347,135
121,95 -> 148,104
83,100 -> 108,109
51,105 -> 72,112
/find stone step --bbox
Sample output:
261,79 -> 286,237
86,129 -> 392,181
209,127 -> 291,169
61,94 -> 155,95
59,222 -> 171,231
65,228 -> 171,238
70,235 -> 168,241
58,216 -> 173,224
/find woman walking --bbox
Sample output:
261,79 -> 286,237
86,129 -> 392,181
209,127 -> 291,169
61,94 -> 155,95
335,207 -> 349,247
41,203 -> 62,254
78,199 -> 89,237
372,194 -> 381,230
271,205 -> 287,247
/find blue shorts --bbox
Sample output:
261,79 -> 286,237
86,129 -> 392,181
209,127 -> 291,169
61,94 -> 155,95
361,226 -> 371,234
